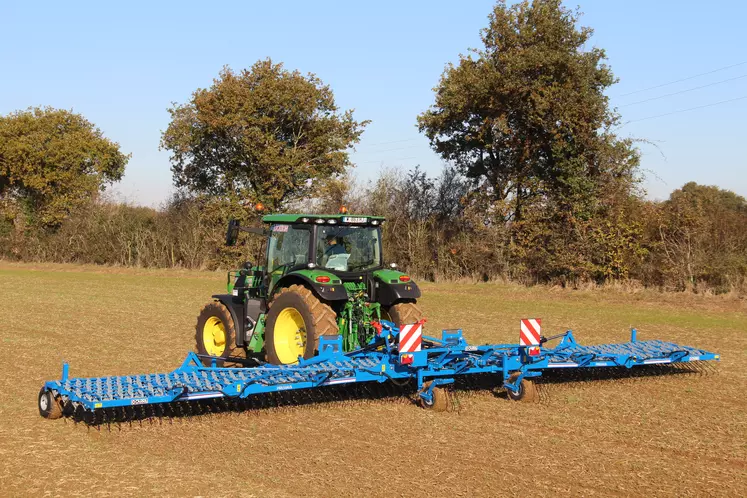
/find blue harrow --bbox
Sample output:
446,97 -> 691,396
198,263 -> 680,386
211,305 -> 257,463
38,321 -> 720,423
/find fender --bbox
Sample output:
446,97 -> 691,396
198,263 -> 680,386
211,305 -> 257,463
273,272 -> 349,302
375,279 -> 421,306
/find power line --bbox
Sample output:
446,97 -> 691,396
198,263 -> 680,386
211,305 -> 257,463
359,156 -> 417,164
615,61 -> 747,98
355,138 -> 420,149
353,145 -> 421,155
620,73 -> 747,107
625,95 -> 747,124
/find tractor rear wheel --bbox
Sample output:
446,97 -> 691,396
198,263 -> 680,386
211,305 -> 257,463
381,301 -> 423,328
195,301 -> 246,366
265,285 -> 338,365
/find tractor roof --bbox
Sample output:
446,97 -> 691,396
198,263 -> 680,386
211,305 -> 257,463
262,213 -> 385,225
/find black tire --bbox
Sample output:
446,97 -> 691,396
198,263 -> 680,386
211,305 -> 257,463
506,373 -> 539,402
195,301 -> 246,366
419,381 -> 451,412
381,301 -> 424,328
38,388 -> 62,419
265,285 -> 338,365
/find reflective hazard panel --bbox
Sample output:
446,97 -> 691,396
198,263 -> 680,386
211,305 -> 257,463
399,321 -> 423,353
520,319 -> 541,346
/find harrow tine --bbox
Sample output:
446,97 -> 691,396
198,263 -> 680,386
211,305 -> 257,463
102,409 -> 110,431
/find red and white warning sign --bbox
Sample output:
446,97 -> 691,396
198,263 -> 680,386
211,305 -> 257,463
520,318 -> 542,347
399,320 -> 424,353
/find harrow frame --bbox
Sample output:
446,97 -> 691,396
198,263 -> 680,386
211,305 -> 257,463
39,322 -> 719,422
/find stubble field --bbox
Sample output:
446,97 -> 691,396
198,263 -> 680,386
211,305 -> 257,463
0,262 -> 745,497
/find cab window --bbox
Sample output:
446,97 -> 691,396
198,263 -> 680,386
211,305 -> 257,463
267,225 -> 310,273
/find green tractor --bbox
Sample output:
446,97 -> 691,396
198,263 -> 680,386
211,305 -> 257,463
195,212 -> 423,365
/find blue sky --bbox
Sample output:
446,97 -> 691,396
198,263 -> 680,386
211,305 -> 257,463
2,0 -> 745,206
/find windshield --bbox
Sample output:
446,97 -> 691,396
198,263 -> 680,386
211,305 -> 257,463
315,225 -> 382,272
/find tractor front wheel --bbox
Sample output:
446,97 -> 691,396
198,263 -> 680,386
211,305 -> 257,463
195,301 -> 246,366
265,285 -> 338,365
381,301 -> 423,328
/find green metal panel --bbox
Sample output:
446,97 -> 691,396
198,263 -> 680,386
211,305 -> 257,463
291,268 -> 342,284
372,268 -> 410,283
247,314 -> 265,353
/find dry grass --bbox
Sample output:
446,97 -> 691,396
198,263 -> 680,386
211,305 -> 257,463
0,262 -> 745,497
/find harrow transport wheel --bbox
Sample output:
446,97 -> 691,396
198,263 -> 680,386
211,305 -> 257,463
265,285 -> 338,365
195,301 -> 246,366
38,388 -> 62,419
506,373 -> 539,402
381,301 -> 424,327
419,381 -> 451,412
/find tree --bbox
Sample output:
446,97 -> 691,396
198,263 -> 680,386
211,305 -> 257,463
417,0 -> 638,221
161,59 -> 368,211
656,182 -> 747,291
0,107 -> 128,227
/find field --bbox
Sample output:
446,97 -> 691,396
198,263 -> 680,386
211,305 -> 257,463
1,262 -> 745,497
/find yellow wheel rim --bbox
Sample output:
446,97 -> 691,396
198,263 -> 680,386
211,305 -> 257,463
203,316 -> 227,356
380,308 -> 393,323
274,308 -> 307,364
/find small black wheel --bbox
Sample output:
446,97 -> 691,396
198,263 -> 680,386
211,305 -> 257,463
38,388 -> 63,419
419,381 -> 451,412
506,373 -> 539,402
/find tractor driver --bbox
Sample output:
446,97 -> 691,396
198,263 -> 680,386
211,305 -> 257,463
324,234 -> 346,259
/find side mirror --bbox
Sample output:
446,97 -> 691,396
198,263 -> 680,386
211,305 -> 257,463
226,219 -> 240,246
239,261 -> 252,276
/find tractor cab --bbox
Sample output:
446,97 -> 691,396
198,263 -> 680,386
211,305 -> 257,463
263,214 -> 384,296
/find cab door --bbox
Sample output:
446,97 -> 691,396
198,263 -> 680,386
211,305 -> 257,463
266,224 -> 312,295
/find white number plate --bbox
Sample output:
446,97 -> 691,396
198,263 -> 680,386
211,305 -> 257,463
342,216 -> 367,224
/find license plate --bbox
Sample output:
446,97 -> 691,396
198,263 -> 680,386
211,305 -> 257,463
342,216 -> 367,224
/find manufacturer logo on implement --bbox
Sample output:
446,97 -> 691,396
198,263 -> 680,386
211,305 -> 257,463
131,398 -> 148,405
